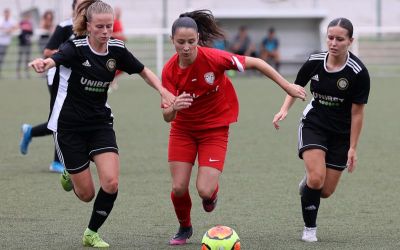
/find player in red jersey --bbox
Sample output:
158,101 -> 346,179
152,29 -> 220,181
162,9 -> 307,245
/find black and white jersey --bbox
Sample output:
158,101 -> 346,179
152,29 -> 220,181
48,36 -> 144,132
45,18 -> 75,86
295,51 -> 370,134
45,18 -> 74,50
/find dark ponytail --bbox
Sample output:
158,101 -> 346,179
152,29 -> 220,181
172,9 -> 224,46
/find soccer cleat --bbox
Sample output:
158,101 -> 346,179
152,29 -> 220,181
202,195 -> 218,212
169,226 -> 193,245
20,124 -> 32,155
299,175 -> 307,196
82,228 -> 109,248
49,161 -> 65,173
301,226 -> 318,242
60,169 -> 73,192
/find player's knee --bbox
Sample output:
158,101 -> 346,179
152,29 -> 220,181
307,173 -> 325,189
171,184 -> 188,197
102,178 -> 119,194
197,186 -> 214,200
76,190 -> 95,202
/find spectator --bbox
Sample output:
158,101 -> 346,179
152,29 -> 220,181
229,25 -> 256,57
17,12 -> 33,79
0,8 -> 17,78
260,27 -> 280,72
38,10 -> 55,53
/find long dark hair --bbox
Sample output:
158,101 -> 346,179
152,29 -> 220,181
172,9 -> 224,46
328,17 -> 354,38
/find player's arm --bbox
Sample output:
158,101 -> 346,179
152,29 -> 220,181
139,67 -> 175,108
43,48 -> 58,58
347,103 -> 365,173
245,56 -> 306,100
271,57 -> 312,129
272,94 -> 297,129
28,58 -> 56,73
162,92 -> 193,122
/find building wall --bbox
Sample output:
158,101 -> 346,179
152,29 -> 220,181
1,0 -> 399,29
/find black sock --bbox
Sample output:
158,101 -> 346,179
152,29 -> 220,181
31,122 -> 52,137
301,185 -> 321,228
88,188 -> 118,232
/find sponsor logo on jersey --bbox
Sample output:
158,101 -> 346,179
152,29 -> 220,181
106,59 -> 116,72
313,92 -> 344,107
311,74 -> 319,81
82,60 -> 91,67
337,78 -> 349,90
80,77 -> 111,92
204,72 -> 215,85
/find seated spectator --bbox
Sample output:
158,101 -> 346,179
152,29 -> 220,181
230,25 -> 256,57
260,27 -> 280,72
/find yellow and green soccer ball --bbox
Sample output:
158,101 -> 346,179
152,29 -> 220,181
201,225 -> 240,250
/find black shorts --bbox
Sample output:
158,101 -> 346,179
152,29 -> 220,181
53,128 -> 118,174
298,120 -> 350,171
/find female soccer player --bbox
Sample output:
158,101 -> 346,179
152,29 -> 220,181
272,18 -> 370,242
29,0 -> 174,247
20,0 -> 81,173
162,10 -> 307,245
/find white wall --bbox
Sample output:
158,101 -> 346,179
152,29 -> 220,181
1,0 -> 399,29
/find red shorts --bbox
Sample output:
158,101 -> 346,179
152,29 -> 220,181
168,126 -> 229,171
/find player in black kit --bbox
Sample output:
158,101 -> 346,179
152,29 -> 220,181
272,18 -> 370,242
19,0 -> 81,173
28,0 -> 175,247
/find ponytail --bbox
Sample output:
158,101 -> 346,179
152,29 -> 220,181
173,9 -> 224,46
73,0 -> 113,36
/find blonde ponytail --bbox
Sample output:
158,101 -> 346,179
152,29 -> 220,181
73,0 -> 114,36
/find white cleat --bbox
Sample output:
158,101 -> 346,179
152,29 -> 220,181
302,226 -> 317,242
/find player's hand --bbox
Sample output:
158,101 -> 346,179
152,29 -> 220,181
346,148 -> 357,173
272,110 -> 288,130
160,87 -> 176,108
287,83 -> 306,101
172,92 -> 193,111
28,58 -> 46,73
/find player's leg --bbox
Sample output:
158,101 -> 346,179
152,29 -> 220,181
81,152 -> 119,248
168,127 -> 196,245
196,126 -> 228,213
321,133 -> 348,198
81,128 -> 119,248
321,168 -> 342,198
169,161 -> 194,245
196,167 -> 221,212
301,149 -> 325,242
298,122 -> 328,242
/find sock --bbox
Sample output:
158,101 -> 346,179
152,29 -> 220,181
88,188 -> 118,232
171,191 -> 192,228
31,123 -> 53,137
301,184 -> 321,228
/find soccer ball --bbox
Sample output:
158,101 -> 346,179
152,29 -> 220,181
201,225 -> 240,250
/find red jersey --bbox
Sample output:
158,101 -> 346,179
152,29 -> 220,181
162,46 -> 246,131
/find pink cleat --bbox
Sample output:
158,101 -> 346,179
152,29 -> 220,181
169,226 -> 193,245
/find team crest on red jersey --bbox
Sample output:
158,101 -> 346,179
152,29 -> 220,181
204,72 -> 215,85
